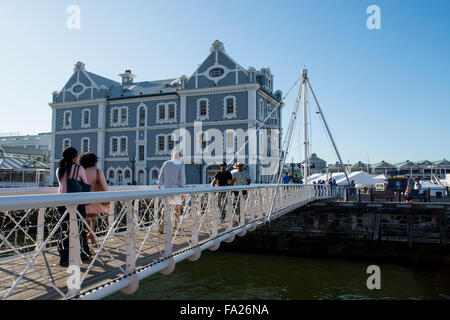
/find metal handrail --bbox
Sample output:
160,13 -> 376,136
0,184 -> 321,211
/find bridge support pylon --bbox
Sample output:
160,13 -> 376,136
208,239 -> 220,251
160,258 -> 176,275
223,232 -> 235,243
188,247 -> 201,262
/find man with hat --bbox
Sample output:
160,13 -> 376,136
231,162 -> 251,222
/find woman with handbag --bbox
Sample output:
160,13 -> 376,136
79,152 -> 110,248
56,147 -> 92,266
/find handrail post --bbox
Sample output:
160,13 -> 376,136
108,202 -> 115,236
209,193 -> 220,251
160,198 -> 175,274
223,191 -> 235,243
36,208 -> 45,250
67,205 -> 80,299
188,195 -> 201,261
121,200 -> 139,294
239,190 -> 246,227
247,189 -> 257,232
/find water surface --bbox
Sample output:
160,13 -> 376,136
106,251 -> 450,300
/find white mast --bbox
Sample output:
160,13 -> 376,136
302,69 -> 309,183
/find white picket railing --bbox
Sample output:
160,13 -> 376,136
0,184 -> 341,300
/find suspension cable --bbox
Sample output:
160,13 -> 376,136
226,74 -> 303,169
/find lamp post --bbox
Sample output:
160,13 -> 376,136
129,154 -> 136,185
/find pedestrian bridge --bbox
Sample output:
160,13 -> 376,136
0,184 -> 341,300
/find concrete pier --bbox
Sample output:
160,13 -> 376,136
223,200 -> 450,263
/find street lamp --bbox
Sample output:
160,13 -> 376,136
129,153 -> 136,185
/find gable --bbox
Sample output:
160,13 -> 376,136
186,41 -> 249,89
53,62 -> 119,104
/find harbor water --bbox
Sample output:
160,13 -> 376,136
106,251 -> 450,300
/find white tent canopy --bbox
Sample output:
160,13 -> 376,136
309,171 -> 386,187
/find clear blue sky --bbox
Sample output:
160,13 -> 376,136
0,0 -> 449,165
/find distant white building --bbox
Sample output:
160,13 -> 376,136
0,133 -> 51,153
0,146 -> 50,188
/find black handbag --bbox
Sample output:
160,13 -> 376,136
67,164 -> 91,193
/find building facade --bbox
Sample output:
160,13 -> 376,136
50,40 -> 283,185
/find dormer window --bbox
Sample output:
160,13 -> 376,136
209,68 -> 224,77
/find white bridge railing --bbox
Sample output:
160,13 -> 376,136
0,184 -> 341,300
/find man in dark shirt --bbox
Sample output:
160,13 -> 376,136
211,163 -> 233,187
211,163 -> 232,220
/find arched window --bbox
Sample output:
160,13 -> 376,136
150,168 -> 159,185
138,106 -> 146,127
108,170 -> 115,179
117,170 -> 123,185
63,138 -> 71,149
124,169 -> 131,179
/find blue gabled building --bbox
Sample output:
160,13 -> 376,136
49,40 -> 283,185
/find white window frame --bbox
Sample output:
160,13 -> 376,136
137,103 -> 148,127
81,137 -> 90,153
119,136 -> 128,154
168,103 -> 176,120
124,168 -> 132,181
225,130 -> 235,153
81,109 -> 91,128
63,111 -> 72,129
107,168 -> 115,183
137,144 -> 146,162
196,98 -> 210,121
110,136 -> 128,156
62,138 -> 71,149
195,131 -> 210,152
111,106 -> 129,127
267,104 -> 274,119
149,166 -> 160,185
259,99 -> 265,120
120,107 -> 129,125
167,133 -> 175,152
223,96 -> 237,119
155,134 -> 166,155
156,102 -> 178,124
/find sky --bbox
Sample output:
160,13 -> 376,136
0,0 -> 449,165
